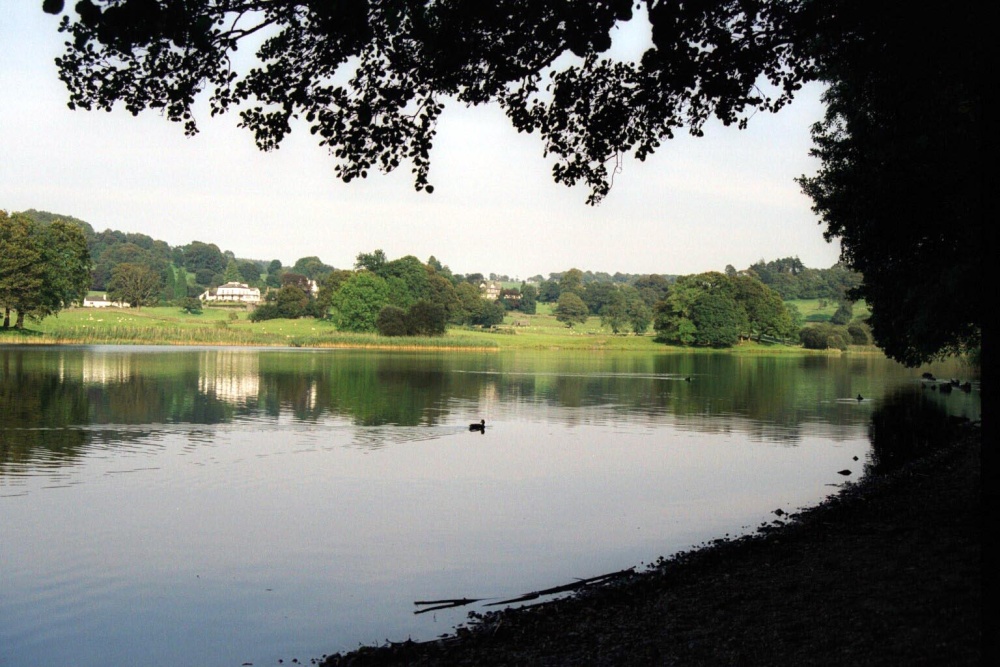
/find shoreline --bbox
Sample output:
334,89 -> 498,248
1,305 -> 880,355
319,422 -> 981,666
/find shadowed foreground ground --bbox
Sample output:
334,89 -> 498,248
320,423 -> 981,666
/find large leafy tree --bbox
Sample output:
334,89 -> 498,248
1,212 -> 91,328
0,212 -> 43,329
796,5 -> 981,365
36,220 -> 93,318
107,262 -> 162,308
42,0 -> 982,363
554,292 -> 589,328
653,271 -> 791,347
689,292 -> 740,347
332,271 -> 391,332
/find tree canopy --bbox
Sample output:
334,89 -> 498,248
41,0 -> 982,363
1,211 -> 91,328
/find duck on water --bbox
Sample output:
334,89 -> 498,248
469,419 -> 486,433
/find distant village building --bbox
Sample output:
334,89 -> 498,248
82,294 -> 129,308
479,280 -> 503,301
200,282 -> 262,304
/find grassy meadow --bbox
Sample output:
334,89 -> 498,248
0,301 -> 871,354
789,298 -> 871,323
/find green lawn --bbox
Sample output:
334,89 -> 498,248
787,298 -> 871,324
6,306 -> 492,349
1,303 -> 850,355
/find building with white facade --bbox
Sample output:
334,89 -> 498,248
199,282 -> 261,304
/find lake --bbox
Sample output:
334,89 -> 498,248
0,345 -> 980,666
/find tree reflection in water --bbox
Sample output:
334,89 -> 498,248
867,388 -> 969,475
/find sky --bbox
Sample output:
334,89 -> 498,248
0,3 -> 841,280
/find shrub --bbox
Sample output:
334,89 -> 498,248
848,321 -> 872,345
180,297 -> 203,315
376,301 -> 447,337
376,306 -> 409,336
248,304 -> 281,322
406,300 -> 446,336
831,302 -> 854,325
800,323 -> 850,350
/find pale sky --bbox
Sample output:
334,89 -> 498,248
0,3 -> 841,279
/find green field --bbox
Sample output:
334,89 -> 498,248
788,298 -> 871,324
0,303 -> 869,354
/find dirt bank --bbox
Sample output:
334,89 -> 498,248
320,422 -> 981,666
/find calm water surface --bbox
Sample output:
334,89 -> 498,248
0,346 -> 980,666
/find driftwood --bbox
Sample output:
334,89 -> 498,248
413,568 -> 635,615
413,598 -> 490,614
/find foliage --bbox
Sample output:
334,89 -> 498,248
747,257 -> 861,301
91,241 -> 165,290
43,0 -> 981,363
0,212 -> 43,328
426,273 -> 461,321
248,303 -> 281,322
799,323 -> 849,351
830,302 -> 853,326
469,299 -> 506,328
599,291 -> 629,334
554,292 -> 589,328
847,321 -> 872,346
382,255 -> 432,307
180,297 -> 203,314
108,263 -> 162,308
689,292 -> 740,347
1,212 -> 91,328
796,4 -> 981,364
404,300 -> 447,336
582,281 -> 616,315
354,250 -> 387,275
291,256 -> 334,279
625,293 -> 652,335
633,274 -> 671,307
274,284 -> 310,319
451,282 -> 480,324
653,272 -> 793,347
559,269 -> 585,298
222,259 -> 242,283
375,305 -> 408,337
315,269 -> 355,315
729,274 -> 797,339
182,241 -> 226,277
537,280 -> 561,303
332,272 -> 391,332
237,261 -> 261,285
518,284 -> 538,315
47,0 -> 814,204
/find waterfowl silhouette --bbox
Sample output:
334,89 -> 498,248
469,419 -> 486,433
856,394 -> 864,402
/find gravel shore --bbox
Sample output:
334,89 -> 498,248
320,421 -> 981,666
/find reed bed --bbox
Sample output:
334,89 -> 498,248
12,323 -> 499,350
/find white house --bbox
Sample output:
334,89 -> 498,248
82,294 -> 128,308
479,281 -> 503,301
200,282 -> 261,304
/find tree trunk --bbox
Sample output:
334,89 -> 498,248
15,310 -> 25,329
2,306 -> 9,329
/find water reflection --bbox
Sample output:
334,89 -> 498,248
0,345 -> 980,667
1,346 -> 980,476
867,388 -> 974,475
